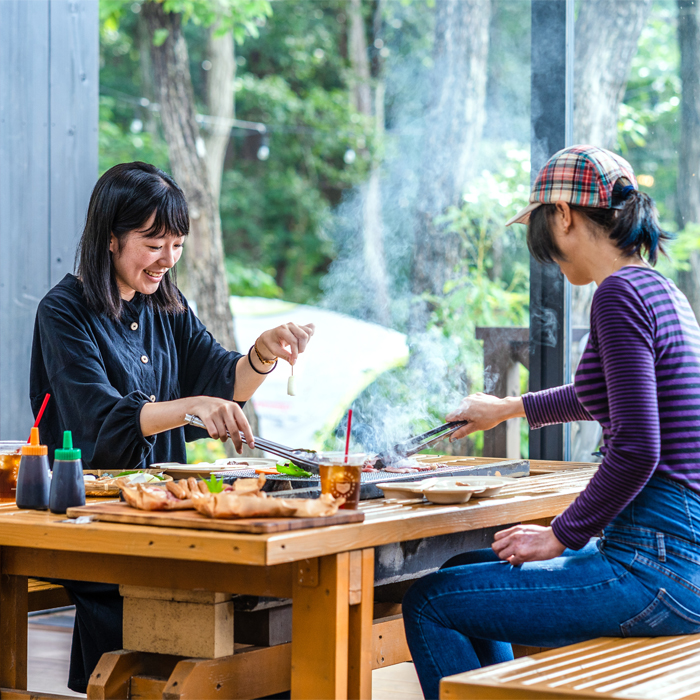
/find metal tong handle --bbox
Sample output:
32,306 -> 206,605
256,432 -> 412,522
394,421 -> 468,456
401,421 -> 468,458
374,421 -> 468,468
184,414 -> 320,471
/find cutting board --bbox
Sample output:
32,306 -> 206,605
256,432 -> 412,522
66,501 -> 365,533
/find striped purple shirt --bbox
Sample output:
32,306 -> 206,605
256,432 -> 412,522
522,266 -> 700,550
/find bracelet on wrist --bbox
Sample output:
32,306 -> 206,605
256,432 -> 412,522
254,338 -> 277,365
248,344 -> 277,375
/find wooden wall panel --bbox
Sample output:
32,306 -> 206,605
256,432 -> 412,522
49,0 -> 99,288
0,0 -> 97,439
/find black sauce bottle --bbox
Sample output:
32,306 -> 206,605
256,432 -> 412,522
49,431 -> 86,514
16,427 -> 50,510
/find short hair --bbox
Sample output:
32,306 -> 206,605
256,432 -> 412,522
527,180 -> 670,266
76,162 -> 189,319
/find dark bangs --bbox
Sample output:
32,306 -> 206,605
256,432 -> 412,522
76,162 -> 189,320
527,204 -> 563,264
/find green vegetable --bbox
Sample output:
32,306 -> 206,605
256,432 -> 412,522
276,461 -> 313,479
203,474 -> 225,493
114,470 -> 164,480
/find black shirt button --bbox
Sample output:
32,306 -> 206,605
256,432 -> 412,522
140,355 -> 149,364
131,322 -> 139,331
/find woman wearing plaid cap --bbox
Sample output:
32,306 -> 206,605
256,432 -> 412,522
403,145 -> 700,699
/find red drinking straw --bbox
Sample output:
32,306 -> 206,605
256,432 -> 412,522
28,393 -> 51,443
344,408 -> 353,464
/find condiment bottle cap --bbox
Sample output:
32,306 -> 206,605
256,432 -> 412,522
54,430 -> 81,461
22,427 -> 48,456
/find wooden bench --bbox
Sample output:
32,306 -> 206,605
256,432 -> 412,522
440,635 -> 700,699
27,579 -> 71,613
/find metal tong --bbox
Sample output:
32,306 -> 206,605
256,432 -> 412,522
372,421 -> 468,469
184,414 -> 467,473
184,414 -> 320,472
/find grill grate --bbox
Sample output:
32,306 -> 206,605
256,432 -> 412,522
219,459 -> 529,499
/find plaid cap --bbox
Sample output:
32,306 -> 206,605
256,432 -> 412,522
506,145 -> 638,226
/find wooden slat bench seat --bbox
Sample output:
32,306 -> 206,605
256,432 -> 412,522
440,635 -> 700,699
27,579 -> 71,613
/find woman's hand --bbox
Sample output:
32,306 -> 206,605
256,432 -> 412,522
491,524 -> 565,566
446,393 -> 525,441
185,396 -> 254,452
256,322 -> 315,365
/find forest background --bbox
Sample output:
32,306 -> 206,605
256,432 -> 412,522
98,0 -> 700,461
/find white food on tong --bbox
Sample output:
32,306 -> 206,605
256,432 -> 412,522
287,362 -> 296,396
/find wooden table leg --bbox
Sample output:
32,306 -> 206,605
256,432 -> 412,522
88,650 -> 181,700
0,548 -> 28,691
348,549 -> 374,700
291,553 -> 350,700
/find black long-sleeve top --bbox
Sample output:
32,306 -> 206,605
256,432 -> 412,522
30,274 -> 243,469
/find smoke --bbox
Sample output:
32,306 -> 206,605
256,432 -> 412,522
530,307 -> 559,348
318,0 -> 531,454
484,365 -> 501,394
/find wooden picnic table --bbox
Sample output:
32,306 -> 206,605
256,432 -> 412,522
0,461 -> 596,700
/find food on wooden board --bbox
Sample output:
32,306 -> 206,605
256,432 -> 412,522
192,489 -> 297,519
119,481 -> 194,511
120,474 -> 345,518
288,492 -> 345,517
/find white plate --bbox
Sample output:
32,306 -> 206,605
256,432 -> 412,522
422,486 -> 479,505
212,458 -> 279,469
376,475 -> 516,503
152,459 -> 276,480
374,482 -> 426,500
427,476 -> 516,497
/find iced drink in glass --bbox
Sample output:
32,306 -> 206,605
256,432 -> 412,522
318,452 -> 366,510
0,442 -> 25,500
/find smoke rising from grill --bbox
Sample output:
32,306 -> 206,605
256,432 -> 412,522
318,1 -> 531,457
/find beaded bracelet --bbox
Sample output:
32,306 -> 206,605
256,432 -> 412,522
248,344 -> 278,375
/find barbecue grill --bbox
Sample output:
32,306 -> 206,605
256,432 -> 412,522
182,413 -> 529,499
219,458 -> 529,500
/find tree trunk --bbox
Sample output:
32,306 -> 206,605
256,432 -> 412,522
574,0 -> 653,148
137,17 -> 158,135
569,0 -> 652,461
203,26 -> 235,206
410,0 -> 491,334
347,0 -> 390,325
570,0 -> 654,329
142,2 -> 261,449
676,0 -> 700,320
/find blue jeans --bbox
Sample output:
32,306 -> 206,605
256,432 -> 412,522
402,475 -> 700,699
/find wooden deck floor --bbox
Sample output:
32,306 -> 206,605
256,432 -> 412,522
27,610 -> 424,699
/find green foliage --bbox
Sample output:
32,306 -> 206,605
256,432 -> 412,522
226,257 -> 282,298
99,96 -> 170,174
185,439 -> 227,464
220,61 -> 370,301
428,149 -> 531,344
328,148 -> 532,457
101,0 -> 273,41
658,224 -> 700,279
619,0 -> 680,225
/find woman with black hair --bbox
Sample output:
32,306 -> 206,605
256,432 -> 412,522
402,145 -> 700,699
30,162 -> 314,692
